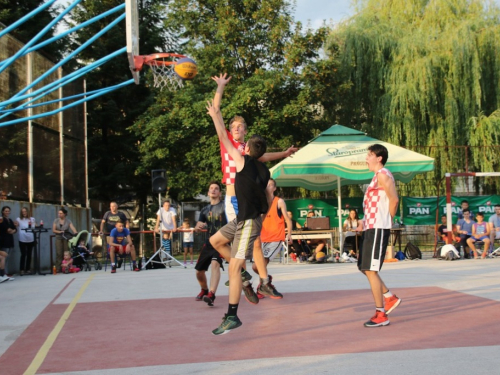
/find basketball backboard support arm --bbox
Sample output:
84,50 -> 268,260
125,0 -> 140,84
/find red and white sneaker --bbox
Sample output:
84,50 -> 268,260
384,295 -> 402,315
203,291 -> 216,307
364,310 -> 390,327
195,289 -> 208,301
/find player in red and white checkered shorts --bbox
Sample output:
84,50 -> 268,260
359,144 -> 402,327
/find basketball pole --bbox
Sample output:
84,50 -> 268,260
142,193 -> 186,269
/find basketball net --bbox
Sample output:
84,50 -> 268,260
134,53 -> 186,91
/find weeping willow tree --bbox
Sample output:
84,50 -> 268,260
328,0 -> 500,196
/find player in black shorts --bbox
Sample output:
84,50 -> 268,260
359,144 -> 402,327
194,181 -> 227,307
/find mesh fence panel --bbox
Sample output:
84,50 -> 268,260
0,33 -> 85,205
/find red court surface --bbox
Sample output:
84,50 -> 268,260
2,286 -> 500,374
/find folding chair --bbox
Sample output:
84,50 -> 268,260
104,249 -> 133,271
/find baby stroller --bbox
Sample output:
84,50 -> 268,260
67,230 -> 102,271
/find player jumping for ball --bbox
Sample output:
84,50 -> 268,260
206,99 -> 272,335
212,73 -> 295,302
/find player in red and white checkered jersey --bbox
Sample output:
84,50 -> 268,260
359,144 -> 402,328
213,73 -> 297,222
211,73 -> 297,302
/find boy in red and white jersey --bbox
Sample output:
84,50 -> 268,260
359,144 -> 402,327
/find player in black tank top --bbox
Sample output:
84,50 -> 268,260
235,155 -> 270,221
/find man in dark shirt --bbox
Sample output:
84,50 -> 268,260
437,215 -> 452,244
207,100 -> 272,335
194,181 -> 227,307
100,202 -> 129,268
100,202 -> 129,234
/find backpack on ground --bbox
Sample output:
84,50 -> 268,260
404,242 -> 422,260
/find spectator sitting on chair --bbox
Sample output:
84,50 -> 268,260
304,211 -> 326,261
343,208 -> 363,258
108,221 -> 139,273
457,200 -> 475,221
437,215 -> 453,245
467,212 -> 490,259
456,209 -> 475,258
100,202 -> 128,268
488,204 -> 500,252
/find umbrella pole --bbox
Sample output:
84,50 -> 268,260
337,175 -> 343,252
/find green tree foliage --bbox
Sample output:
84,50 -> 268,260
328,0 -> 500,195
0,0 -> 64,60
68,0 -> 172,201
131,0 -> 339,201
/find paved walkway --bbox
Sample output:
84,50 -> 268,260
1,258 -> 500,374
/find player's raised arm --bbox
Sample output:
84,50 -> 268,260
259,145 -> 298,162
206,100 -> 245,170
212,73 -> 232,110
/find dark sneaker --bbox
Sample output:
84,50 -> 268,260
203,291 -> 216,307
133,266 -> 140,272
258,282 -> 283,299
384,295 -> 401,315
212,314 -> 242,335
242,283 -> 259,305
196,289 -> 208,301
225,269 -> 253,287
117,259 -> 123,269
256,274 -> 274,298
364,311 -> 390,327
111,266 -> 117,274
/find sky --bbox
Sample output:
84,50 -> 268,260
293,0 -> 354,29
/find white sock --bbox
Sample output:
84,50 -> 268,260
376,307 -> 385,313
111,263 -> 115,266
383,291 -> 393,298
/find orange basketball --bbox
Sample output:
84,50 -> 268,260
174,58 -> 198,80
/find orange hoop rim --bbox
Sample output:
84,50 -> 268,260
133,53 -> 187,71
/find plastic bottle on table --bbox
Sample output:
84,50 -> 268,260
53,265 -> 57,275
40,220 -> 44,228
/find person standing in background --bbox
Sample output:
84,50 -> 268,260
182,218 -> 194,265
52,208 -> 77,273
16,207 -> 35,275
0,206 -> 17,281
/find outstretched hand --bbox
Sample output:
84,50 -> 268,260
285,145 -> 298,157
206,100 -> 220,117
211,73 -> 232,87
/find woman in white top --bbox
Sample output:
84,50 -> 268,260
343,209 -> 363,256
17,207 -> 35,275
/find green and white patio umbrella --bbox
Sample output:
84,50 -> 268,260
270,124 -> 434,245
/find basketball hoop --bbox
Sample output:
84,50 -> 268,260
133,53 -> 186,91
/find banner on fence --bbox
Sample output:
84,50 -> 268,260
402,196 -> 500,225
